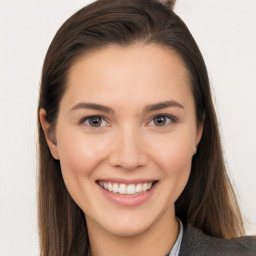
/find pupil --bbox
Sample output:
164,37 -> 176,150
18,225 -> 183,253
89,117 -> 101,127
154,116 -> 166,126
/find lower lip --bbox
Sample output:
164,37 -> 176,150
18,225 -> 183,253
98,183 -> 158,206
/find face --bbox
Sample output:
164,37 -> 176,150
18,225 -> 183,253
41,44 -> 203,237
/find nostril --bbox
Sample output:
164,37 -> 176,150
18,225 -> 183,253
108,150 -> 148,169
108,132 -> 148,169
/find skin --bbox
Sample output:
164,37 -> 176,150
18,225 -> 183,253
40,44 -> 203,256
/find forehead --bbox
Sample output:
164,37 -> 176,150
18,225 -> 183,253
63,44 -> 192,109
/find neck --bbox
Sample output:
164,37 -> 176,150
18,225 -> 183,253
86,207 -> 179,256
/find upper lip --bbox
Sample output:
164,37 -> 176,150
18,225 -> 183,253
96,179 -> 158,185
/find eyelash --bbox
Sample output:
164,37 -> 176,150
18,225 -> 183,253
79,114 -> 177,128
79,115 -> 110,128
147,114 -> 177,127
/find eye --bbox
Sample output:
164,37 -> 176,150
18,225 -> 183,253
148,115 -> 174,127
82,116 -> 109,128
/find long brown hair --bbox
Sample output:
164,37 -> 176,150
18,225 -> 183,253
37,0 -> 245,255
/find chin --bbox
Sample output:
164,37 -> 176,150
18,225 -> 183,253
94,209 -> 162,238
104,220 -> 152,237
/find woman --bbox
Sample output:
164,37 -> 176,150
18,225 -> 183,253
37,0 -> 256,255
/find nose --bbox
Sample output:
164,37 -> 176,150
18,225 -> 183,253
108,127 -> 148,170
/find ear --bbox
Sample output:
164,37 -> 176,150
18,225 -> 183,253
194,117 -> 204,155
39,108 -> 59,160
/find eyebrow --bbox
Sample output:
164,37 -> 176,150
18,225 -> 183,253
70,103 -> 115,114
70,100 -> 184,113
144,100 -> 184,112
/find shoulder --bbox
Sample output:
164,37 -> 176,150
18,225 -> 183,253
179,222 -> 256,256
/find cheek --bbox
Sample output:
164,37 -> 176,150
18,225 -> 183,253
149,130 -> 195,199
158,142 -> 193,190
55,129 -> 110,206
156,141 -> 193,205
57,130 -> 108,176
151,131 -> 195,174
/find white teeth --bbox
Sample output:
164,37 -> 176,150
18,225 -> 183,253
108,182 -> 112,192
112,183 -> 119,193
127,184 -> 136,194
119,184 -> 126,194
99,181 -> 154,195
135,183 -> 142,193
142,183 -> 148,192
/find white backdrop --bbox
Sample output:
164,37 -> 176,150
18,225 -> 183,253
0,0 -> 255,255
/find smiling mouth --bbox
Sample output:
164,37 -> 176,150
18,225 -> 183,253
97,180 -> 158,196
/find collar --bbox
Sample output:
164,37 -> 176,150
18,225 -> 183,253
168,218 -> 183,256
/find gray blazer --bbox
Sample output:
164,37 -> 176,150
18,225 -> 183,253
178,223 -> 256,256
